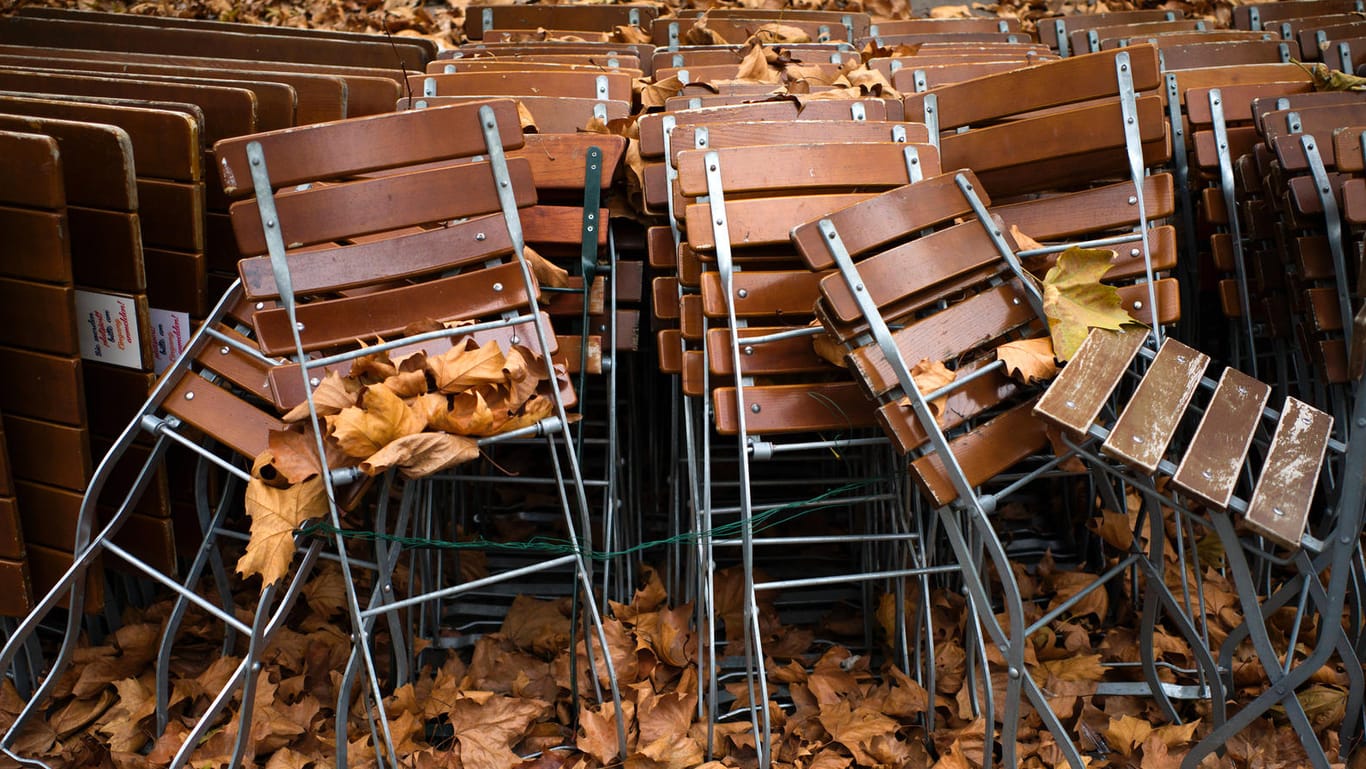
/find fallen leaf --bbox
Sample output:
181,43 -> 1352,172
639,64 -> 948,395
359,431 -> 479,478
448,694 -> 548,769
429,340 -> 508,394
1105,714 -> 1153,756
1042,247 -> 1141,361
327,383 -> 427,458
818,699 -> 898,765
910,358 -> 956,420
1010,224 -> 1046,252
238,470 -> 328,588
282,370 -> 361,422
996,336 -> 1058,384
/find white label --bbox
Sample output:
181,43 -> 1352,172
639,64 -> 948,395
75,289 -> 143,370
149,308 -> 190,375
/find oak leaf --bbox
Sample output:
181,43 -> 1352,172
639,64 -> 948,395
327,383 -> 427,459
360,431 -> 479,478
1042,247 -> 1142,361
996,337 -> 1059,384
238,473 -> 328,588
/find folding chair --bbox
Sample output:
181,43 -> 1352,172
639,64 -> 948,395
1035,324 -> 1366,769
665,122 -> 941,762
1038,9 -> 1178,56
213,99 -> 630,766
791,166 -> 1190,769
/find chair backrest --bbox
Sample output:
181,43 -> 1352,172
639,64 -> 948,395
463,3 -> 660,40
1232,0 -> 1364,31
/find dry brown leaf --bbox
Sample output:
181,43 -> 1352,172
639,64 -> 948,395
735,42 -> 782,82
95,676 -> 157,753
525,245 -> 569,289
429,339 -> 508,394
910,358 -> 956,420
502,595 -> 573,656
818,700 -> 899,765
264,747 -> 316,769
635,732 -> 705,769
282,370 -> 361,422
996,336 -> 1058,384
261,428 -> 326,486
577,700 -> 631,765
640,76 -> 686,108
637,690 -> 696,745
238,470 -> 328,588
49,687 -> 115,739
812,329 -> 847,368
1105,714 -> 1153,756
359,431 -> 479,478
328,383 -> 427,458
752,22 -> 811,43
1009,224 -> 1047,252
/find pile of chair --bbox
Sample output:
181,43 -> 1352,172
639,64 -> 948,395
0,2 -> 1363,768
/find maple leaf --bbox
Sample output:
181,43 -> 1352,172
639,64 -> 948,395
447,695 -> 547,769
640,75 -> 685,108
1105,714 -> 1153,756
637,690 -> 696,746
577,700 -> 632,765
634,732 -> 706,769
1047,571 -> 1109,621
1041,247 -> 1142,361
238,473 -> 328,588
301,563 -> 348,619
327,383 -> 427,459
501,595 -> 573,656
735,42 -> 782,83
818,699 -> 899,765
904,358 -> 956,422
1010,224 -> 1047,252
95,676 -> 157,753
359,431 -> 479,478
264,747 -> 316,769
429,339 -> 508,394
282,370 -> 361,422
997,337 -> 1059,384
261,428 -> 326,486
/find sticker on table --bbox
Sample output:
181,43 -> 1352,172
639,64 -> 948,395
75,289 -> 143,370
150,308 -> 191,375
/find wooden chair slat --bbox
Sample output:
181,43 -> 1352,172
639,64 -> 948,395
675,142 -> 941,198
143,248 -> 206,317
239,214 -> 513,300
1101,339 -> 1209,473
712,381 -> 878,435
1243,397 -> 1333,548
1033,328 -> 1146,436
228,159 -> 535,257
0,114 -> 134,211
252,261 -> 532,355
163,371 -> 283,459
0,347 -> 83,426
699,270 -> 826,318
684,194 -> 877,249
0,278 -> 77,356
875,358 -> 1023,455
909,398 -> 1048,508
1170,367 -> 1271,509
704,327 -> 830,376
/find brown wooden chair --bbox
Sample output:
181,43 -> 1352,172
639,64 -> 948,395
1037,8 -> 1178,56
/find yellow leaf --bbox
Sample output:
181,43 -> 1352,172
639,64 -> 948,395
1042,246 -> 1142,361
1150,718 -> 1200,748
996,336 -> 1059,384
237,474 -> 327,588
496,393 -> 554,435
1295,59 -> 1366,91
326,383 -> 426,459
359,431 -> 479,478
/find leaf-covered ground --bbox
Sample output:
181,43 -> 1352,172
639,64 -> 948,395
2,528 -> 1361,769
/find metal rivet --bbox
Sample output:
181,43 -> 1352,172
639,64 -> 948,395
251,157 -> 260,166
1064,400 -> 1076,409
1132,435 -> 1143,443
510,335 -> 520,344
1202,470 -> 1213,480
1133,301 -> 1143,310
715,219 -> 724,226
855,284 -> 865,292
476,232 -> 486,241
255,302 -> 265,310
310,377 -> 320,387
252,662 -> 262,672
219,346 -> 230,355
828,231 -> 836,239
500,180 -> 509,188
493,282 -> 504,292
1012,297 -> 1020,305
1273,507 -> 1285,517
1128,196 -> 1138,205
737,289 -> 748,298
1008,667 -> 1021,679
709,164 -> 717,172
743,346 -> 754,355
485,121 -> 495,129
1176,354 -> 1186,363
750,403 -> 761,413
295,322 -> 305,331
184,391 -> 195,401
1130,248 -> 1140,257
266,219 -> 276,229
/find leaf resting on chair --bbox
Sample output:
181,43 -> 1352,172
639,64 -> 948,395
1041,247 -> 1144,361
